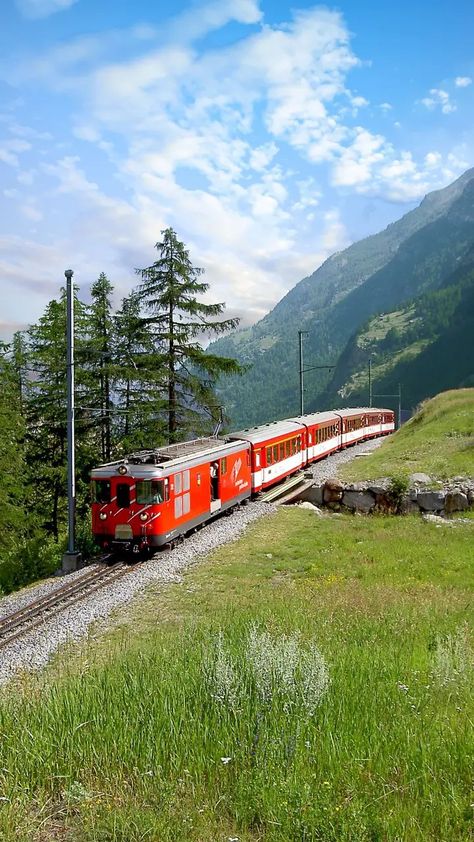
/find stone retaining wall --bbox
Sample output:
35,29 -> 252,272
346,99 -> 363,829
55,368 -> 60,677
298,474 -> 474,516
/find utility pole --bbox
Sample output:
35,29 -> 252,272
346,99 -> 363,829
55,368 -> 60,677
298,330 -> 309,415
398,383 -> 402,430
298,330 -> 335,416
62,269 -> 82,573
368,357 -> 372,408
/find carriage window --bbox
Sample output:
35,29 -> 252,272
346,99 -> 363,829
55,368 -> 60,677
279,443 -> 285,460
272,445 -> 277,462
286,441 -> 291,457
221,458 -> 227,476
267,446 -> 272,465
92,480 -> 111,503
175,472 -> 182,494
116,483 -> 130,508
183,469 -> 190,491
136,480 -> 165,504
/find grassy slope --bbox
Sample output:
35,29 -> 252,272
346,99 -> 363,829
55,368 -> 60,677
339,388 -> 474,482
1,509 -> 473,841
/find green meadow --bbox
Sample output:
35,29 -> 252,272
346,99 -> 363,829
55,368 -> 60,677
339,388 -> 474,482
0,508 -> 473,841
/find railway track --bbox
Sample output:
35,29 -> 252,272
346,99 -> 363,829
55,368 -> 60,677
0,562 -> 132,649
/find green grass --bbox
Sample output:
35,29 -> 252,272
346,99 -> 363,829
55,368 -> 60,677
340,388 -> 474,482
0,508 -> 473,841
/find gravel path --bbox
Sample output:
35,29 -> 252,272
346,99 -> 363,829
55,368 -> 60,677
0,437 -> 386,686
0,502 -> 275,686
309,437 -> 384,483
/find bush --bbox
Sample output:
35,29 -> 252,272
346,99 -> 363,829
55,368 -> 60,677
0,533 -> 64,595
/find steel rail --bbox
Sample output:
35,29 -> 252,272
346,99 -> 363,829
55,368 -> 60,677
0,562 -> 131,649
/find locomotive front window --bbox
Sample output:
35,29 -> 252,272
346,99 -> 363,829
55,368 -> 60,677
116,483 -> 130,508
92,480 -> 111,503
136,480 -> 165,504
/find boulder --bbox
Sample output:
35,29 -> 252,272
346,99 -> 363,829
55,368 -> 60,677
323,479 -> 344,503
399,497 -> 420,515
299,501 -> 324,517
444,490 -> 469,513
423,513 -> 454,527
342,490 -> 375,513
416,491 -> 446,512
410,473 -> 432,485
374,492 -> 397,513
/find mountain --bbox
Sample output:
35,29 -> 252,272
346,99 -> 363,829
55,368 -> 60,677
211,168 -> 474,427
323,242 -> 474,412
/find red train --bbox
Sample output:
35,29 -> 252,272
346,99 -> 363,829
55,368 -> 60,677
91,407 -> 394,554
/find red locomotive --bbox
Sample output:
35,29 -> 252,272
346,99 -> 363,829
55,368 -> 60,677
91,407 -> 394,553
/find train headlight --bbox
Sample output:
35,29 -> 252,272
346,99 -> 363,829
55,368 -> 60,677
99,512 -> 107,521
140,512 -> 149,522
118,465 -> 128,475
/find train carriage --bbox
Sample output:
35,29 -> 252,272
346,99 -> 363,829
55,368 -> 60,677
335,407 -> 395,447
288,411 -> 341,464
91,437 -> 251,553
227,420 -> 306,493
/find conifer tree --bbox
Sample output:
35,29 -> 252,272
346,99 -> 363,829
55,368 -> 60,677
0,343 -> 26,553
136,228 -> 241,441
113,292 -> 167,451
84,272 -> 115,461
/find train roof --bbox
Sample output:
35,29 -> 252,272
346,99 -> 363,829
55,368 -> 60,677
287,411 -> 340,426
334,406 -> 394,417
91,436 -> 248,478
228,419 -> 303,445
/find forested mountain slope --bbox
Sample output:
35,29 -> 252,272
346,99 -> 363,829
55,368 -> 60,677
212,168 -> 474,427
324,244 -> 474,411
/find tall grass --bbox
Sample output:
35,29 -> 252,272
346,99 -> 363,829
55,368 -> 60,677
0,509 -> 473,840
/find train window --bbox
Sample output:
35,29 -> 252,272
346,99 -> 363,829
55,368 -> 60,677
136,480 -> 165,504
273,445 -> 278,463
296,437 -> 301,452
92,480 -> 111,503
267,446 -> 272,465
279,443 -> 285,460
183,492 -> 190,515
175,473 -> 182,494
286,441 -> 291,457
183,470 -> 190,491
175,496 -> 183,519
116,483 -> 130,509
221,458 -> 227,476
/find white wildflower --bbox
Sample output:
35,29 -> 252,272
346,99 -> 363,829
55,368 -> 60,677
431,624 -> 473,686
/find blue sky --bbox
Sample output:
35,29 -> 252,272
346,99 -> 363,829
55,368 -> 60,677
1,0 -> 473,340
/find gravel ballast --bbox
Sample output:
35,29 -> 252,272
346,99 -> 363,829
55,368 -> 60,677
0,502 -> 275,685
0,437 -> 386,686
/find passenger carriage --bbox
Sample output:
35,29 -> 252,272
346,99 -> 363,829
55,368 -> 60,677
288,411 -> 341,464
227,420 -> 306,494
91,437 -> 251,553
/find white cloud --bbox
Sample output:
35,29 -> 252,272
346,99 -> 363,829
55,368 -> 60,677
0,137 -> 31,167
15,0 -> 78,20
420,88 -> 456,114
455,76 -> 472,88
379,102 -> 392,112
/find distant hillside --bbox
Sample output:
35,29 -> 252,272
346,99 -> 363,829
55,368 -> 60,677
324,242 -> 474,412
212,169 -> 474,428
338,388 -> 474,482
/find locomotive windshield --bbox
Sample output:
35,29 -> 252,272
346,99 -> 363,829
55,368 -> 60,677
136,479 -> 167,504
92,480 -> 111,503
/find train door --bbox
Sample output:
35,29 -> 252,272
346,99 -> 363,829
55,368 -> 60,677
210,461 -> 221,513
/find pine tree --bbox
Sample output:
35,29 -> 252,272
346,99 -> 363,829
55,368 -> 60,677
83,273 -> 115,461
25,288 -> 90,538
0,343 -> 26,553
113,292 -> 167,452
136,228 -> 242,441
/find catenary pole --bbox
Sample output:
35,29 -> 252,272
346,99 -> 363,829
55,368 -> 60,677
62,269 -> 81,572
368,357 -> 372,408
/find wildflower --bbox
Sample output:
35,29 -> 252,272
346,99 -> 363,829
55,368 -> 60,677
397,683 -> 409,693
221,757 -> 232,765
